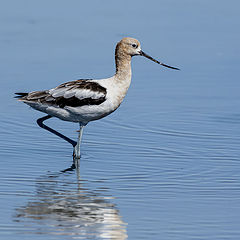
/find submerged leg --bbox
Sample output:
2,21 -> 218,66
73,123 -> 84,164
37,115 -> 77,147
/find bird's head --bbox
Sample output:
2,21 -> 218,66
116,37 -> 180,70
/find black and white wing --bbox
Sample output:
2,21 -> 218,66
16,79 -> 107,108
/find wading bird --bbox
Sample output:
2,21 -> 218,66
15,37 -> 179,167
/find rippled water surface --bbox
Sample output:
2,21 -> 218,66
1,1 -> 240,239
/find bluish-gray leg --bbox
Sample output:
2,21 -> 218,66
37,115 -> 77,147
73,123 -> 84,166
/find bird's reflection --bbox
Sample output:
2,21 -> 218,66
14,169 -> 127,239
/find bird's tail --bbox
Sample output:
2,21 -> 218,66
14,92 -> 28,99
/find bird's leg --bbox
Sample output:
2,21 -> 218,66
73,123 -> 84,166
37,115 -> 77,147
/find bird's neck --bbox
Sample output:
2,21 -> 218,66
114,51 -> 132,83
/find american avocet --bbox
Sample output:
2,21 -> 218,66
15,37 -> 179,166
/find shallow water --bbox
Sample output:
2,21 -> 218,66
1,0 -> 240,239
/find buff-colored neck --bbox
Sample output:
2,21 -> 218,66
114,43 -> 132,82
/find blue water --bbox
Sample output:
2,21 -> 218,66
1,0 -> 240,239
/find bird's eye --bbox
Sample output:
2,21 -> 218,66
132,44 -> 138,48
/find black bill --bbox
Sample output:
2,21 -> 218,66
140,51 -> 180,70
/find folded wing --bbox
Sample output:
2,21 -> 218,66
16,79 -> 107,108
